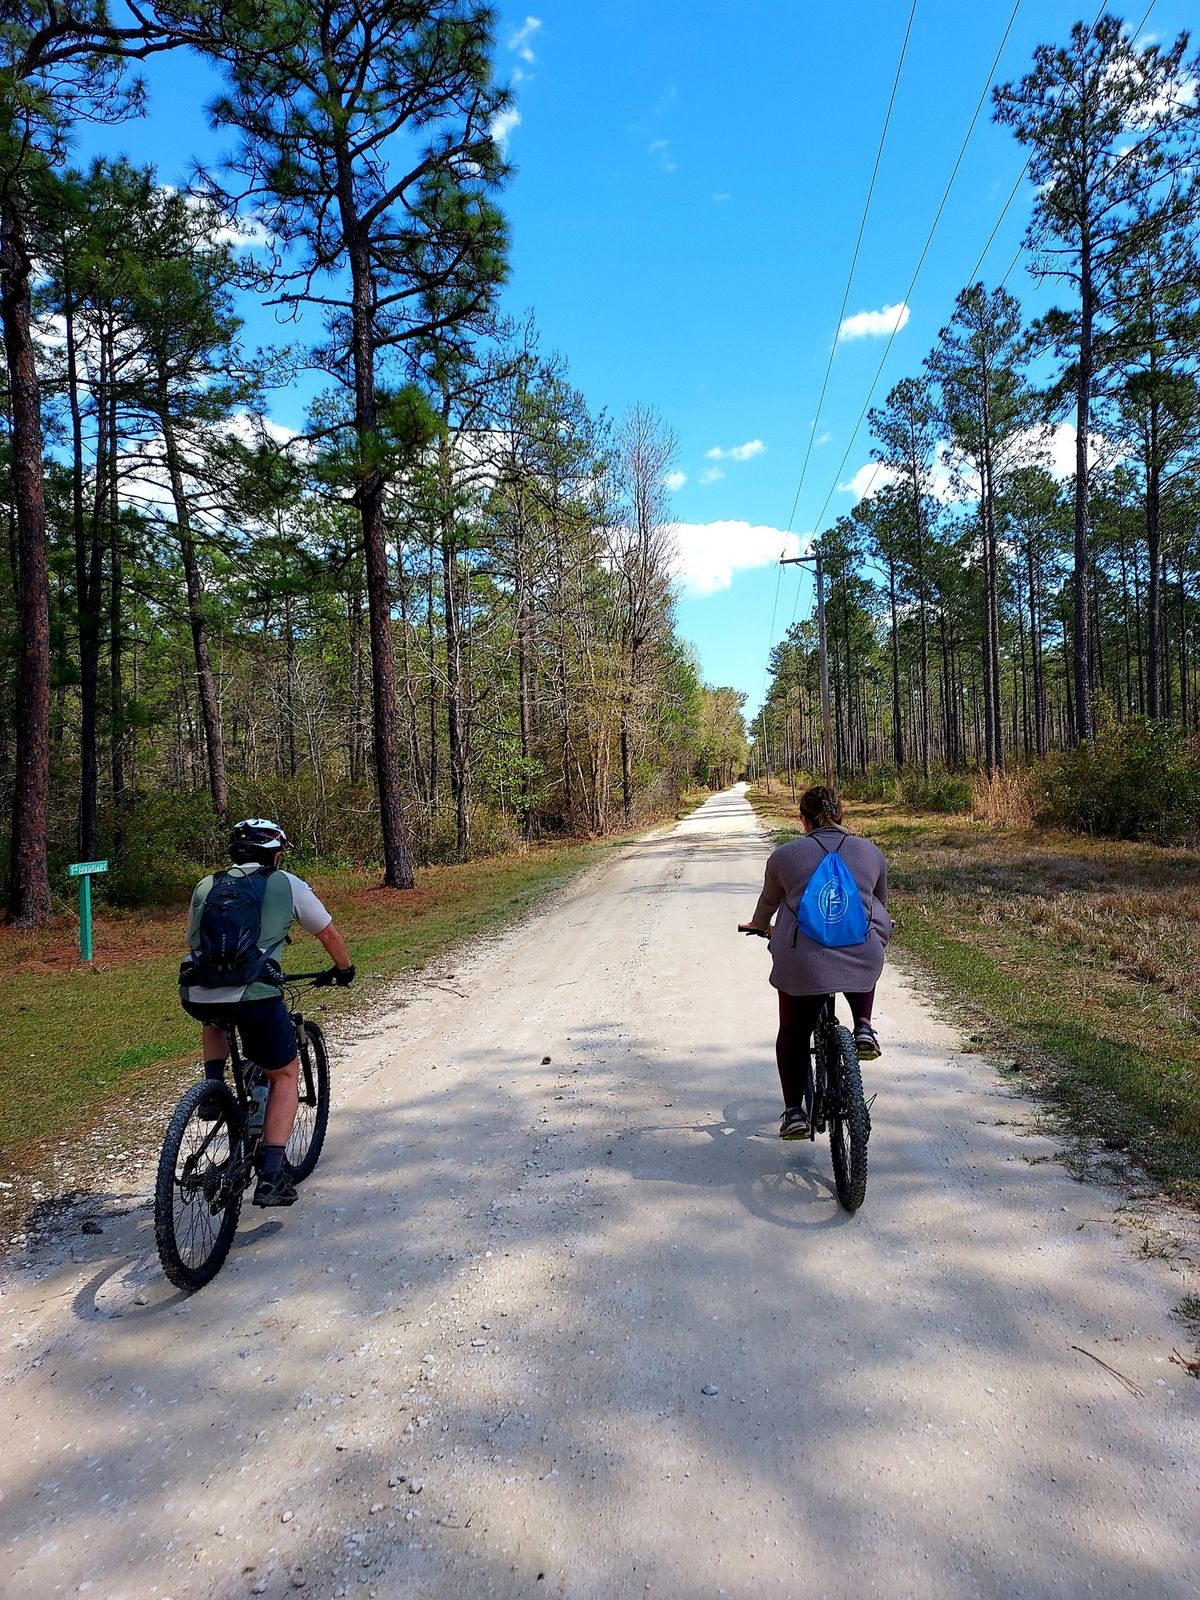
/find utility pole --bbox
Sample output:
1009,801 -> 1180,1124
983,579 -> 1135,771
758,707 -> 772,791
781,549 -> 835,789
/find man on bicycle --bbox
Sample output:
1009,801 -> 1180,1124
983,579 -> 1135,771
180,818 -> 355,1207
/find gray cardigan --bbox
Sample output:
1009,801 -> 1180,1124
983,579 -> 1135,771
750,826 -> 892,997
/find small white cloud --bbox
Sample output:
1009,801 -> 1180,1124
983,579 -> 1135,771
699,466 -> 725,485
508,16 -> 541,63
712,191 -> 731,203
838,462 -> 896,500
491,107 -> 521,151
664,470 -> 687,492
815,430 -> 833,446
1023,421 -> 1114,479
648,137 -> 676,173
671,522 -> 804,599
705,438 -> 766,462
837,301 -> 910,342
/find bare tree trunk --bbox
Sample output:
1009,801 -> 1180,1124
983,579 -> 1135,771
2,191 -> 52,924
160,403 -> 229,820
438,435 -> 470,857
108,377 -> 126,859
395,540 -> 426,806
63,264 -> 103,860
1073,238 -> 1095,743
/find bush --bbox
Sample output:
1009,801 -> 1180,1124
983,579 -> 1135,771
840,765 -> 897,803
895,766 -> 973,813
970,767 -> 1042,829
103,789 -> 228,906
840,762 -> 971,814
1040,711 -> 1200,844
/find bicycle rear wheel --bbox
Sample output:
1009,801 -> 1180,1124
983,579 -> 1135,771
828,1026 -> 870,1213
286,1020 -> 330,1182
155,1080 -> 245,1290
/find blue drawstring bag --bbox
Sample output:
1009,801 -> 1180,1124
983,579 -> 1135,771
792,836 -> 869,949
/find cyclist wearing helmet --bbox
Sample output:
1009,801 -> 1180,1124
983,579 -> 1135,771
180,818 -> 355,1207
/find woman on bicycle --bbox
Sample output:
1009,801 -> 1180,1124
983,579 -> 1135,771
738,785 -> 891,1139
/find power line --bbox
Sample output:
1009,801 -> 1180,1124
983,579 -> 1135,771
756,0 -> 919,724
783,0 -> 919,536
810,0 -> 1154,523
805,0 -> 1024,538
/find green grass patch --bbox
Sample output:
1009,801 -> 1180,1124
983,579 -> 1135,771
0,840 -> 607,1174
749,785 -> 1200,1204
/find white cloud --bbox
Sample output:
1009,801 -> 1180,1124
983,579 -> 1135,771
712,191 -> 731,203
671,522 -> 804,599
838,462 -> 897,500
705,438 -> 766,462
648,137 -> 676,173
837,301 -> 910,342
841,423 -> 1117,509
815,430 -> 833,446
664,469 -> 687,492
508,16 -> 541,63
491,107 -> 521,151
698,466 -> 725,485
1025,421 -> 1115,479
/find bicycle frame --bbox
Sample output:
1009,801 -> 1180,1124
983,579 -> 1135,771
808,996 -> 840,1139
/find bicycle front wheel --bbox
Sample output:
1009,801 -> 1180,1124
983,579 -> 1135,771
286,1020 -> 330,1182
828,1026 -> 870,1214
155,1080 -> 245,1290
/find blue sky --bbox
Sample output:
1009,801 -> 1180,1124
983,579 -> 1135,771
72,1 -> 1195,715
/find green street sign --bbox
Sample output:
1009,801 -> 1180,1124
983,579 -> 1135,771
68,860 -> 108,877
67,860 -> 108,961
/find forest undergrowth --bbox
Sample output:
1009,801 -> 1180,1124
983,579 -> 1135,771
750,785 -> 1200,1206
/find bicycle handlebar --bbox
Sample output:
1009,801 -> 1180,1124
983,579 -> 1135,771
280,971 -> 330,983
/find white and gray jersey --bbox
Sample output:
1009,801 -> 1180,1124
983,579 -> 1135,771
183,865 -> 332,1006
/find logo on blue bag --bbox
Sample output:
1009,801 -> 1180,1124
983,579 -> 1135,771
818,876 -> 849,924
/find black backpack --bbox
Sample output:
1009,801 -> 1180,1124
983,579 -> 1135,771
189,868 -> 275,988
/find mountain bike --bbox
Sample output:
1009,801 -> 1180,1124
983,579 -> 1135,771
154,973 -> 332,1290
739,926 -> 872,1213
808,994 -> 871,1213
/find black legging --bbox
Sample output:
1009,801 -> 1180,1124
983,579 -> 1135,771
775,989 -> 875,1111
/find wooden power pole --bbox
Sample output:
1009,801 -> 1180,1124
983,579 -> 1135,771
781,549 -> 835,789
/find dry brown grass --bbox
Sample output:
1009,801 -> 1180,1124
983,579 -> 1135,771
970,767 -> 1041,829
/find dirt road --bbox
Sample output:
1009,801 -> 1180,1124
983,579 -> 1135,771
1,786 -> 1197,1599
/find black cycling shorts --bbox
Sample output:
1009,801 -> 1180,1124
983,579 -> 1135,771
182,994 -> 298,1072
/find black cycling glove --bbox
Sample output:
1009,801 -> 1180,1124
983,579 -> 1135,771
314,964 -> 355,988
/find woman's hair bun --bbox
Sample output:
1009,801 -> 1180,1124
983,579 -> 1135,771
799,785 -> 843,827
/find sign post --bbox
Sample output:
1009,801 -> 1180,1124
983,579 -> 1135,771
67,860 -> 108,963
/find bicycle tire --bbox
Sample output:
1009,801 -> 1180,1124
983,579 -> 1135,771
828,1026 -> 869,1213
286,1020 -> 330,1182
155,1080 -> 245,1290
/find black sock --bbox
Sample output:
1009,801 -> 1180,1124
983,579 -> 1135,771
204,1058 -> 227,1083
261,1144 -> 286,1175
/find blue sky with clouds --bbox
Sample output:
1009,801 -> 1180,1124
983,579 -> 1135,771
72,1 -> 1196,715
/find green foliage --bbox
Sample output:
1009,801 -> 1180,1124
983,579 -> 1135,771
897,767 -> 973,813
840,763 -> 971,814
91,780 -> 533,906
1041,705 -> 1200,843
103,791 -> 227,906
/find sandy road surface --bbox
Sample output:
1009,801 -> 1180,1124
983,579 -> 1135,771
1,786 -> 1197,1600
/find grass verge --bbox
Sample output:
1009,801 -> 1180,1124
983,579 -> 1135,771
749,784 -> 1200,1205
0,839 -> 610,1190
